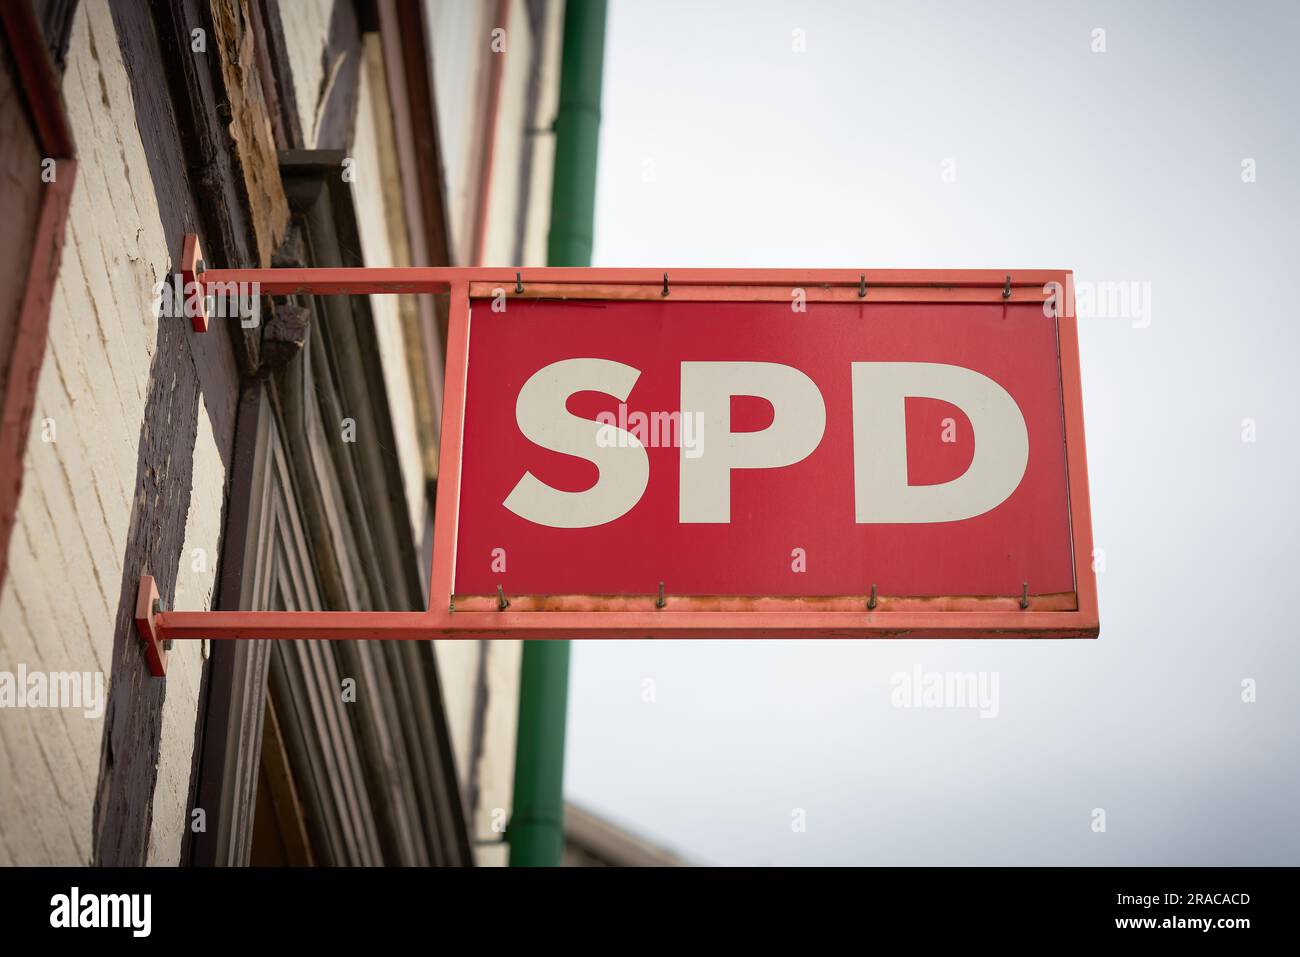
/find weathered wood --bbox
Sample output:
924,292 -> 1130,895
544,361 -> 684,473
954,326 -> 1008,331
93,0 -> 245,866
93,313 -> 213,866
146,0 -> 261,372
209,0 -> 289,267
258,300 -> 309,371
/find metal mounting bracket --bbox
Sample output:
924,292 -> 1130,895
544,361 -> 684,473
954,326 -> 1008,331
181,234 -> 208,333
134,574 -> 169,677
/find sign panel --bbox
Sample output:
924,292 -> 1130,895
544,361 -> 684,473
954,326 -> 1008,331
432,272 -> 1097,638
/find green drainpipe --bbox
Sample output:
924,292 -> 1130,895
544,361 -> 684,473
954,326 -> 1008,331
508,0 -> 607,867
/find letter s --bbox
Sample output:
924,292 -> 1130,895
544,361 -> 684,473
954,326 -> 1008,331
503,359 -> 649,528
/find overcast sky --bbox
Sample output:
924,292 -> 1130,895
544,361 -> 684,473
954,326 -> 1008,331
563,0 -> 1300,865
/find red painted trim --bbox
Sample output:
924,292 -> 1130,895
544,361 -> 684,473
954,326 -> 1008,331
0,2 -> 79,595
0,161 -> 77,594
1056,278 -> 1099,631
430,281 -> 471,600
190,266 -> 1064,299
0,1 -> 75,158
471,0 -> 511,266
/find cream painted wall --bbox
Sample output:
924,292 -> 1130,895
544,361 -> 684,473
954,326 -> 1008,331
480,0 -> 564,267
278,0 -> 336,149
425,0 -> 490,264
520,0 -> 565,268
351,35 -> 428,544
0,1 -> 220,866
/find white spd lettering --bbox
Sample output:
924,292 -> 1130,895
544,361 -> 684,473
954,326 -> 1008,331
503,359 -> 1028,528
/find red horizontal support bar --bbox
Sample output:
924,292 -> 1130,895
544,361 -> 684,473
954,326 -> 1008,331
196,264 -> 1069,297
132,575 -> 1091,678
200,267 -> 459,295
155,610 -> 433,641
152,609 -> 1087,641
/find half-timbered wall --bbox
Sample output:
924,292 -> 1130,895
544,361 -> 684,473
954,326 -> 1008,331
0,0 -> 237,865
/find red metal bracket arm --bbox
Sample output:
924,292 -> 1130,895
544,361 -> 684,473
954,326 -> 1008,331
133,575 -> 437,677
177,232 -> 1057,327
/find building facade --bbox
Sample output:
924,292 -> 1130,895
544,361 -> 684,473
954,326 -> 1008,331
0,0 -> 564,866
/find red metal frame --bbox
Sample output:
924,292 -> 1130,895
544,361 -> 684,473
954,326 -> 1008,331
0,0 -> 79,596
134,241 -> 1097,676
0,163 -> 77,594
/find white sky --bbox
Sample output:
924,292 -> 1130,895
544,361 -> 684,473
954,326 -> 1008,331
564,0 -> 1300,864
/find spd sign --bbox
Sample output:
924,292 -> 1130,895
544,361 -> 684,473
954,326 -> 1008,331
430,271 -> 1097,639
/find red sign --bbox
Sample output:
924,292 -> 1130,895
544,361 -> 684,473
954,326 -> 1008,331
131,264 -> 1096,678
432,271 -> 1097,638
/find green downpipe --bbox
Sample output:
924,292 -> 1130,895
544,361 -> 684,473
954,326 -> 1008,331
508,0 -> 607,867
